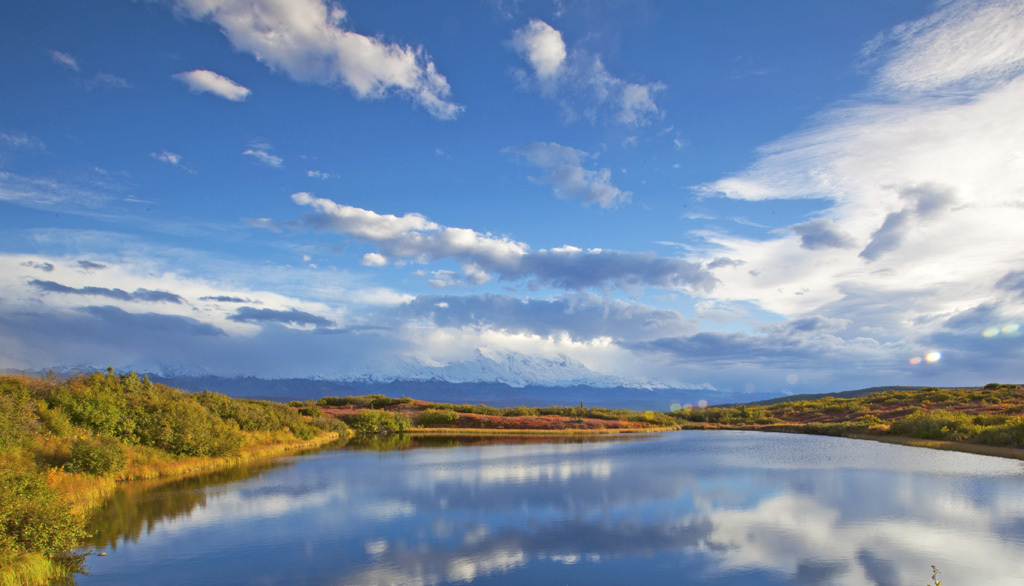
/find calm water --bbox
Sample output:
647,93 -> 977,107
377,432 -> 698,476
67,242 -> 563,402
76,432 -> 1024,585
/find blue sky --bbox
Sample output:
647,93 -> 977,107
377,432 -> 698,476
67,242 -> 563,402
2,0 -> 1023,397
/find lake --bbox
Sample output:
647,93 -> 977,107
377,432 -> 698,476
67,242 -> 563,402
76,431 -> 1024,585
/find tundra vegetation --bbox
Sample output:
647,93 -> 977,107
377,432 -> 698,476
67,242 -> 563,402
670,384 -> 1024,455
0,371 -> 343,586
4,372 -> 1022,585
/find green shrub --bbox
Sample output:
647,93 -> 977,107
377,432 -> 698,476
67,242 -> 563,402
35,403 -> 73,437
64,436 -> 128,476
500,406 -> 537,417
973,419 -> 1024,448
0,464 -> 87,565
415,409 -> 459,426
310,417 -> 349,434
889,410 -> 978,441
344,410 -> 411,435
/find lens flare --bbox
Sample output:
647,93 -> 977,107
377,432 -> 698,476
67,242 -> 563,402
670,402 -> 682,412
697,400 -> 708,408
1002,323 -> 1021,335
925,351 -> 941,362
683,403 -> 693,410
983,327 -> 1001,338
909,356 -> 922,365
786,373 -> 799,384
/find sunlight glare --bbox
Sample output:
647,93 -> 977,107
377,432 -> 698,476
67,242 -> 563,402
925,351 -> 941,363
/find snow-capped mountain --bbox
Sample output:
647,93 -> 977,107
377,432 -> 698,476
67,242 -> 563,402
331,349 -> 674,390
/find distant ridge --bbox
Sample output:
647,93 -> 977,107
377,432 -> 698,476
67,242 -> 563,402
720,385 -> 930,408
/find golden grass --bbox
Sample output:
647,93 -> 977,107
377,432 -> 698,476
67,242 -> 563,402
0,553 -> 62,586
849,434 -> 1024,460
42,431 -> 343,516
409,426 -> 678,436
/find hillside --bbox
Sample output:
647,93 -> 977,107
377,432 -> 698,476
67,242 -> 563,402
671,383 -> 1024,459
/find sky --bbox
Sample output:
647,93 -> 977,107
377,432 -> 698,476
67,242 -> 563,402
2,0 -> 1023,398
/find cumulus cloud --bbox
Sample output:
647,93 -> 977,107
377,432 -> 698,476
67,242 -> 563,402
77,260 -> 107,271
510,20 -> 566,81
173,0 -> 462,119
174,69 -> 251,101
289,192 -> 716,293
509,142 -> 630,208
51,50 -> 79,71
510,20 -> 664,126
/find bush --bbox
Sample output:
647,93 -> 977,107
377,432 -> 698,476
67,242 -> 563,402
0,464 -> 87,565
310,417 -> 349,434
36,403 -> 73,437
344,410 -> 411,435
889,410 -> 978,441
64,436 -> 128,476
415,409 -> 459,426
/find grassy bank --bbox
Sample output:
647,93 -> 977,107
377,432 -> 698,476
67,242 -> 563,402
0,372 -> 345,586
669,383 -> 1024,459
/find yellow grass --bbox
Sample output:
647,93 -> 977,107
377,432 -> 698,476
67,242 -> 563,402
0,553 -> 63,586
44,430 -> 342,516
849,434 -> 1024,460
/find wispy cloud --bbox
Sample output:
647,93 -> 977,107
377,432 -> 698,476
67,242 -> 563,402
1,132 -> 45,150
50,50 -> 79,71
29,279 -> 184,304
284,192 -> 715,293
693,0 -> 1024,334
174,69 -> 251,101
243,146 -> 283,167
510,19 -> 665,126
173,0 -> 462,119
150,150 -> 195,173
508,142 -> 630,208
86,73 -> 130,90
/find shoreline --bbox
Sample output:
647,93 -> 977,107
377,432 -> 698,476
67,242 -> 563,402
408,425 -> 676,436
414,425 -> 1024,460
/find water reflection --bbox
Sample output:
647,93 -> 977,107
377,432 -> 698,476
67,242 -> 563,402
77,431 -> 1024,585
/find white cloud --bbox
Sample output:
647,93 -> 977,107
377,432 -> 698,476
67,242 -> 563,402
151,150 -> 182,166
693,0 -> 1024,349
288,192 -> 715,293
174,69 -> 251,101
86,73 -> 130,90
243,148 -> 283,167
1,132 -> 45,150
173,0 -> 462,119
51,50 -> 79,71
618,82 -> 665,126
361,252 -> 387,267
510,20 -> 664,126
865,0 -> 1024,96
510,19 -> 566,81
307,170 -> 331,179
509,142 -> 630,208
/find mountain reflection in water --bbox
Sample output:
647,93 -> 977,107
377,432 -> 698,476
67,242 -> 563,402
77,431 -> 1024,586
